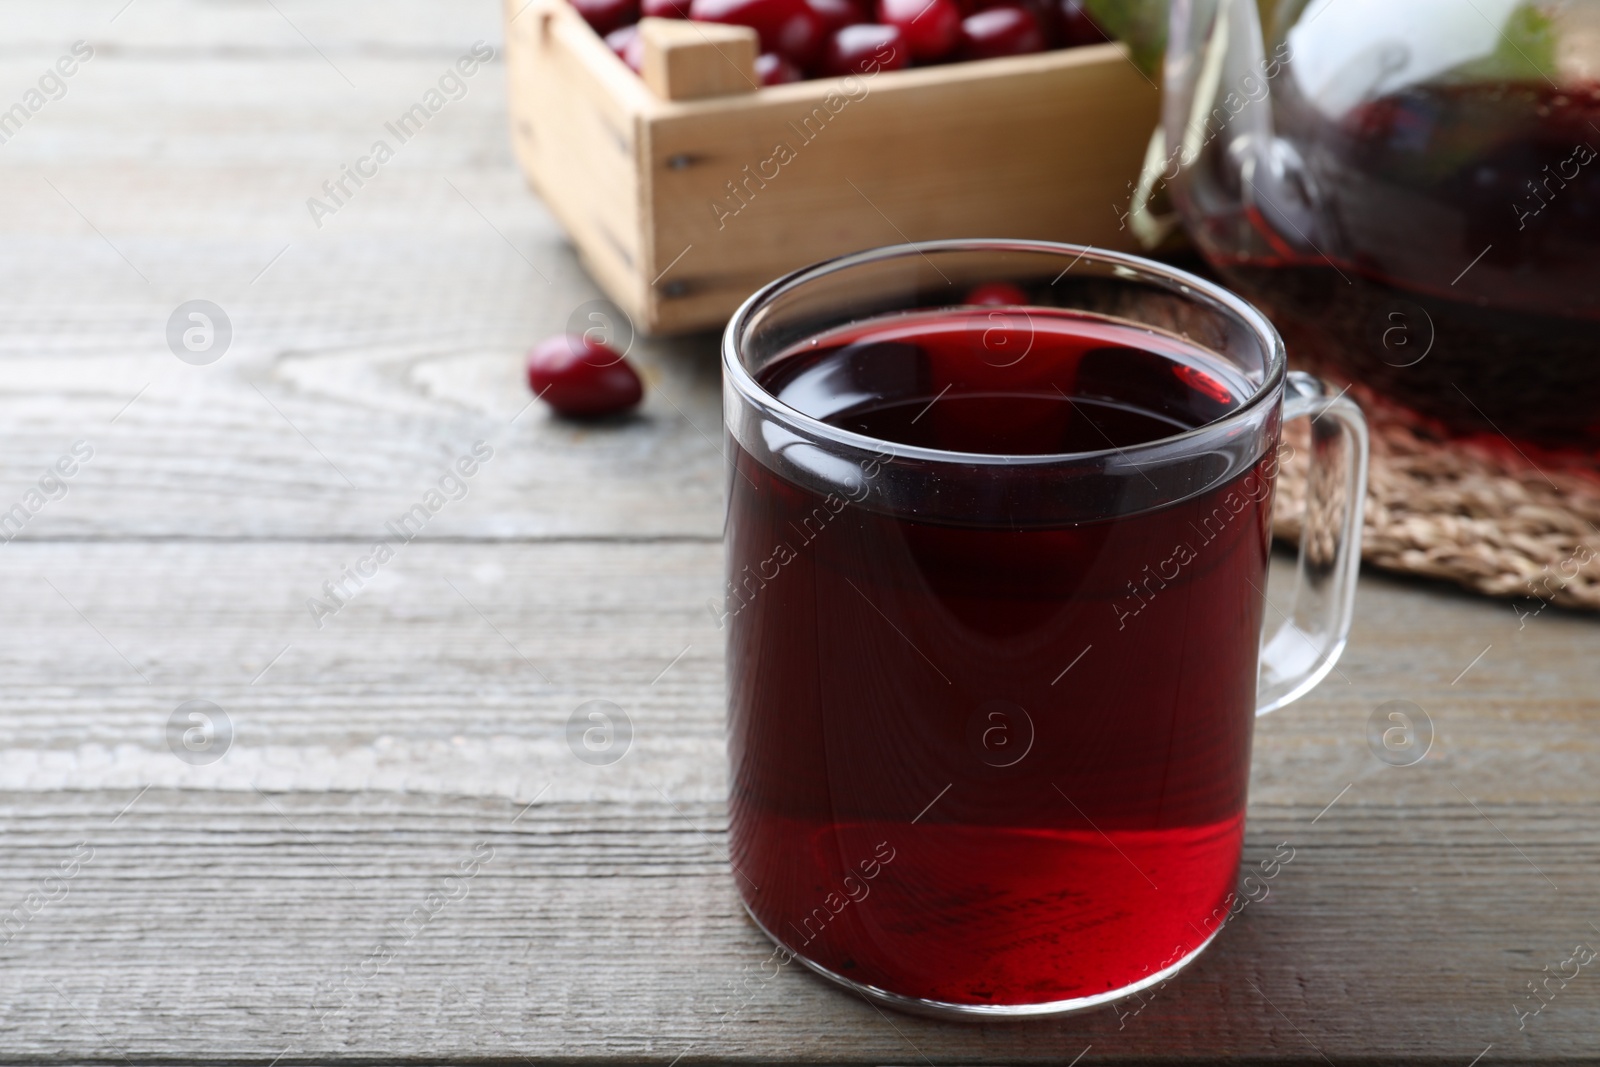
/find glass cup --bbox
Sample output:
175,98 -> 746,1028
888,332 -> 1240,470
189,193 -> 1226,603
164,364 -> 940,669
718,240 -> 1368,1018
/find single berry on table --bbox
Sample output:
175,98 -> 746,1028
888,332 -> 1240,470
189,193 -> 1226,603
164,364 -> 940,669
527,334 -> 645,418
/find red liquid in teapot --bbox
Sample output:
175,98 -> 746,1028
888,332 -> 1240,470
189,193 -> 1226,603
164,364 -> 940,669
724,308 -> 1277,1006
1216,82 -> 1600,445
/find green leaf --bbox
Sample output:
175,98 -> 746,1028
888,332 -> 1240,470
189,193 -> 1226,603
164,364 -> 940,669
1085,0 -> 1294,78
1444,2 -> 1559,83
1084,0 -> 1168,76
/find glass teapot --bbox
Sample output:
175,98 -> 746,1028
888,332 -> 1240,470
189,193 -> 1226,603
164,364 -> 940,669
1154,0 -> 1600,446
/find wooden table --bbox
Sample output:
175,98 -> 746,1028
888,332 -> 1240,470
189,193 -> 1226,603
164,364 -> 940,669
3,2 -> 1597,1062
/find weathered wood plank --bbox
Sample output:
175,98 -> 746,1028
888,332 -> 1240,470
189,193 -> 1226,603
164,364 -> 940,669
0,542 -> 726,802
0,542 -> 1594,807
0,5 -> 728,541
2,0 -> 504,53
0,299 -> 726,538
0,796 -> 1594,1062
0,543 -> 1595,1060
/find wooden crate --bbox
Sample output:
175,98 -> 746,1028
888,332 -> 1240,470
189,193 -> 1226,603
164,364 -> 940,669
504,0 -> 1161,335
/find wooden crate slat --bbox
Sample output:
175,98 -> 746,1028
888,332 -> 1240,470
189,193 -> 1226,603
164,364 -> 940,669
643,46 -> 1158,330
506,0 -> 655,317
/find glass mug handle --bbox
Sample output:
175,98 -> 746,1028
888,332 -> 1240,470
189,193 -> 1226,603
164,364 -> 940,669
1257,371 -> 1370,715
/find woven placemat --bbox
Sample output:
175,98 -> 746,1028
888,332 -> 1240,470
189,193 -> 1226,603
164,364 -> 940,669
1273,379 -> 1600,612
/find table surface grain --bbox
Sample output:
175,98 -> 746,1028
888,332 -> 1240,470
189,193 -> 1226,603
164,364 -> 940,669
1,2 -> 1597,1063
